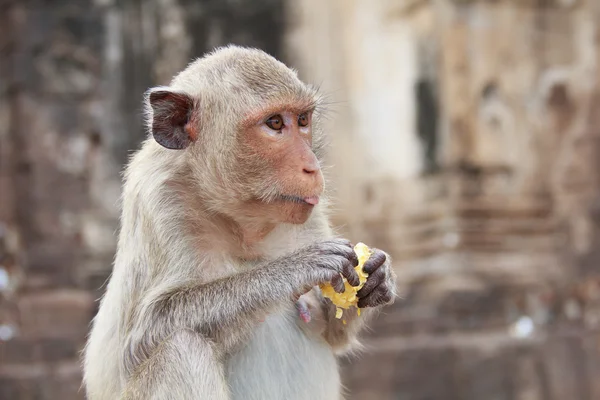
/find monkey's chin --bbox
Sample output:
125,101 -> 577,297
277,203 -> 315,225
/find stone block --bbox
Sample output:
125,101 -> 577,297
17,290 -> 94,340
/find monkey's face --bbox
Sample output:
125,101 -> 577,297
238,106 -> 324,225
146,90 -> 324,226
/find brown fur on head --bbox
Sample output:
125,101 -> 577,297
144,45 -> 326,228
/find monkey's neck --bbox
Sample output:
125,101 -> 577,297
210,214 -> 276,260
235,221 -> 276,257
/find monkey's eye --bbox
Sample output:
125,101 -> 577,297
265,115 -> 284,131
298,113 -> 309,127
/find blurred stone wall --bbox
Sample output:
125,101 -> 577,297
2,0 -> 600,399
0,0 -> 285,398
287,0 -> 600,398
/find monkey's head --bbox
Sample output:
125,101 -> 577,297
145,45 -> 326,226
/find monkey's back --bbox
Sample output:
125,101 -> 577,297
83,271 -> 130,399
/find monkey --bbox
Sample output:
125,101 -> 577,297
82,45 -> 397,400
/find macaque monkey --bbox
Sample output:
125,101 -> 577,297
83,45 -> 396,400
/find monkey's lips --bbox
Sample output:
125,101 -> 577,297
278,195 -> 320,206
303,196 -> 320,205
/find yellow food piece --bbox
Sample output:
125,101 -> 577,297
319,242 -> 372,322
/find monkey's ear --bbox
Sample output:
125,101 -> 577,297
147,88 -> 196,150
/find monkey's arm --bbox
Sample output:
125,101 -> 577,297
124,239 -> 357,373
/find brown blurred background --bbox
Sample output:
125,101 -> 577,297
2,0 -> 600,399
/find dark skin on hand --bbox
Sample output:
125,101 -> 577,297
298,246 -> 393,323
357,250 -> 394,308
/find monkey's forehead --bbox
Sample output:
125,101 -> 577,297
199,65 -> 314,101
171,46 -> 317,97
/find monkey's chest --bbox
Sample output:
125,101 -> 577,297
225,309 -> 340,400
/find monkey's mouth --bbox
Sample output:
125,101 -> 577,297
277,195 -> 320,206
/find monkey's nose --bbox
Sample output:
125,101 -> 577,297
302,164 -> 319,175
299,146 -> 320,175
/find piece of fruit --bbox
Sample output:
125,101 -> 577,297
319,242 -> 372,322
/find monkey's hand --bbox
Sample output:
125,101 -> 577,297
286,238 -> 361,297
317,247 -> 396,353
356,249 -> 396,308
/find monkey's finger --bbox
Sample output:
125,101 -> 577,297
341,260 -> 360,287
331,246 -> 359,269
331,238 -> 353,248
357,268 -> 386,298
342,247 -> 359,267
357,286 -> 393,308
319,238 -> 352,250
347,249 -> 359,267
322,242 -> 355,257
330,273 -> 345,293
363,250 -> 387,274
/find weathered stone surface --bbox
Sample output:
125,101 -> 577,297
289,0 -> 600,398
0,361 -> 85,400
16,290 -> 94,340
0,0 -> 287,397
2,0 -> 600,399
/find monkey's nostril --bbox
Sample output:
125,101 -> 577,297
302,163 -> 320,175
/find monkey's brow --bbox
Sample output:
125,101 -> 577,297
241,102 -> 316,126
